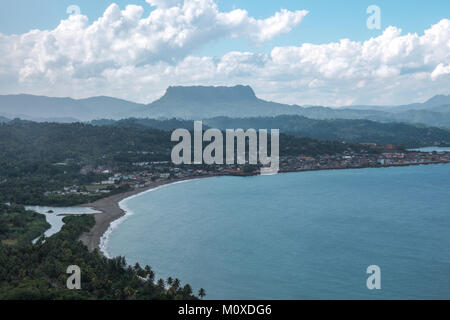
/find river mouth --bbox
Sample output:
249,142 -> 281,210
25,205 -> 101,242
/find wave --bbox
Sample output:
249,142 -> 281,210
99,179 -> 193,258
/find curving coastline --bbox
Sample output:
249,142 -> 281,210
79,161 -> 450,255
99,179 -> 194,257
79,176 -> 217,254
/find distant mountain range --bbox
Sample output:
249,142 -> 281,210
0,94 -> 147,122
347,94 -> 450,113
1,85 -> 449,127
142,86 -> 450,128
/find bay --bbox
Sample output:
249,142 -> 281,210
107,164 -> 450,299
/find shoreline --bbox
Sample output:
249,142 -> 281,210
80,161 -> 450,254
79,175 -> 218,254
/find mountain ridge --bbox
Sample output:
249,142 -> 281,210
1,86 -> 449,127
91,116 -> 450,148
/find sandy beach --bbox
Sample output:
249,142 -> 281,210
79,161 -> 450,253
79,176 -> 217,253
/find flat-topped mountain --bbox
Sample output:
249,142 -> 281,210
143,86 -> 450,126
160,85 -> 257,103
0,86 -> 449,127
143,85 -> 301,119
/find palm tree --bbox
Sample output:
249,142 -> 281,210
157,278 -> 165,289
134,262 -> 146,277
124,286 -> 136,299
144,265 -> 152,279
198,288 -> 206,299
173,278 -> 181,290
148,270 -> 155,283
167,277 -> 174,286
183,284 -> 193,296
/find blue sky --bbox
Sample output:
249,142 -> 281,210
1,0 -> 448,56
0,0 -> 449,105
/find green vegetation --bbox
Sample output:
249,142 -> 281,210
94,116 -> 450,147
203,116 -> 450,147
0,120 -> 374,206
0,204 -> 50,246
0,204 -> 200,300
0,115 -> 444,300
0,120 -> 171,205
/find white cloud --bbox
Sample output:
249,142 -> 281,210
0,0 -> 307,83
145,0 -> 184,8
431,63 -> 450,80
0,1 -> 449,107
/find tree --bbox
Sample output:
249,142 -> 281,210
157,278 -> 165,290
144,265 -> 154,282
183,284 -> 193,296
0,213 -> 201,301
148,270 -> 155,283
173,278 -> 180,290
198,288 -> 206,299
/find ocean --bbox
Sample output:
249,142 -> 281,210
105,164 -> 450,299
409,147 -> 450,152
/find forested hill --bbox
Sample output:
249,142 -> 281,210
0,120 -> 173,165
0,120 -> 372,206
0,205 -> 200,300
95,116 -> 450,148
91,118 -> 196,131
0,121 -> 205,300
1,120 -> 373,170
204,116 -> 450,147
0,121 -> 172,205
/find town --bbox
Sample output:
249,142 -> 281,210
45,146 -> 450,197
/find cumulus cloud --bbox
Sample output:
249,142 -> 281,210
431,63 -> 450,80
0,0 -> 449,106
145,0 -> 184,8
0,0 -> 307,83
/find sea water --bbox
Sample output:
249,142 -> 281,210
409,147 -> 450,152
106,164 -> 450,299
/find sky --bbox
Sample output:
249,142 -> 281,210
0,0 -> 449,106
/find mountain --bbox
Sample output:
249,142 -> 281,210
1,87 -> 449,128
300,106 -> 450,128
98,116 -> 450,148
0,86 -> 303,122
142,86 -> 450,127
142,85 -> 303,119
0,116 -> 9,123
0,94 -> 147,122
391,94 -> 450,113
346,94 -> 450,113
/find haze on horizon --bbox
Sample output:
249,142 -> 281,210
0,0 -> 449,107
